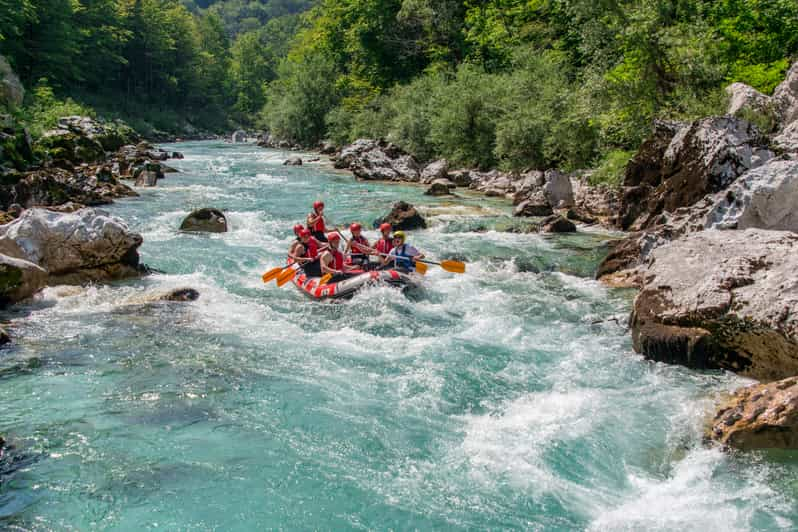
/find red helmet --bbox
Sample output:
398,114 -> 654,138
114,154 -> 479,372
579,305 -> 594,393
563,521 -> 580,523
350,223 -> 362,232
299,228 -> 311,238
379,222 -> 392,233
313,201 -> 324,211
326,232 -> 340,242
293,224 -> 304,235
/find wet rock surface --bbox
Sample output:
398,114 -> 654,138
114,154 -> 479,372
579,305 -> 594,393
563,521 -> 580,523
375,201 -> 426,230
180,208 -> 228,233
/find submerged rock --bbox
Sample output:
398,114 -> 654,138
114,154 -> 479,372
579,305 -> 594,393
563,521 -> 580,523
375,201 -> 426,230
159,287 -> 200,302
232,130 -> 247,143
180,208 -> 228,233
283,156 -> 302,166
0,207 -> 143,284
424,178 -> 455,196
0,253 -> 47,305
630,229 -> 798,381
709,377 -> 798,450
540,214 -> 576,233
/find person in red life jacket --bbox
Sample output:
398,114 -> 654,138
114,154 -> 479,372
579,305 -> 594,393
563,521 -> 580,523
382,231 -> 424,271
293,228 -> 324,277
320,232 -> 355,280
345,223 -> 372,268
307,201 -> 327,242
287,223 -> 306,260
374,223 -> 394,256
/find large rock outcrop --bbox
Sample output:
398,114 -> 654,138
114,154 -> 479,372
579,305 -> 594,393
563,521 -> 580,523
0,208 -> 143,284
774,61 -> 798,127
630,229 -> 798,382
34,116 -> 138,164
726,82 -> 772,117
335,139 -> 420,181
618,117 -> 772,230
709,377 -> 798,450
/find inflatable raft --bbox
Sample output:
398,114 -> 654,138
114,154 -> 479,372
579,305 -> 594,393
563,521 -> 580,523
287,262 -> 419,300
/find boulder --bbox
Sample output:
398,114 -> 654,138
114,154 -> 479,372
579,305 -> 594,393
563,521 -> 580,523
617,117 -> 771,230
703,159 -> 798,232
773,121 -> 798,155
232,130 -> 247,143
0,253 -> 47,305
420,160 -> 449,184
335,139 -> 420,181
375,201 -> 426,230
540,214 -> 576,233
726,82 -> 772,117
283,156 -> 303,166
2,167 -> 136,210
0,55 -> 24,110
542,170 -> 574,208
708,377 -> 798,450
630,229 -> 798,382
179,208 -> 228,233
0,208 -> 142,284
571,177 -> 621,223
513,191 -> 553,217
319,141 -> 337,154
424,178 -> 455,196
36,129 -> 105,165
774,61 -> 798,127
135,171 -> 158,187
449,170 -> 473,187
158,287 -> 200,302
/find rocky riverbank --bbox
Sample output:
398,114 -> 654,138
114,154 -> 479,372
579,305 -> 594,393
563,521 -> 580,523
296,62 -> 798,451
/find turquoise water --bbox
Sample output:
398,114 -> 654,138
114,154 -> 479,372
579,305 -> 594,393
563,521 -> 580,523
1,141 -> 797,530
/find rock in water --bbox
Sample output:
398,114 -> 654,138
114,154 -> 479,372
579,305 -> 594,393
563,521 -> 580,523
159,287 -> 200,302
0,253 -> 47,305
283,157 -> 303,166
0,207 -> 142,284
232,130 -> 247,143
630,229 -> 798,381
424,178 -> 455,196
540,214 -> 576,233
180,208 -> 228,233
375,201 -> 426,230
709,377 -> 798,450
513,191 -> 553,217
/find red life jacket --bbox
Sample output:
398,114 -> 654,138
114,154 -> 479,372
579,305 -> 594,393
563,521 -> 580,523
350,235 -> 369,254
325,249 -> 343,270
375,237 -> 393,255
303,238 -> 319,259
309,212 -> 325,233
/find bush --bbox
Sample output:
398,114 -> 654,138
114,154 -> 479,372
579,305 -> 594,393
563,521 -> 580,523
20,80 -> 96,139
589,150 -> 635,187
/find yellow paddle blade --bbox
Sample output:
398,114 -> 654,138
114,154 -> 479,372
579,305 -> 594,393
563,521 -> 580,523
261,267 -> 284,283
276,268 -> 297,286
318,273 -> 333,286
440,260 -> 466,274
414,260 -> 428,275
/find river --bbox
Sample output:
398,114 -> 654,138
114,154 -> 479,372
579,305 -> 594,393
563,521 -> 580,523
0,141 -> 796,530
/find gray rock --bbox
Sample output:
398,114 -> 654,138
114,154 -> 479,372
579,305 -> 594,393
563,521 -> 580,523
704,159 -> 798,232
375,201 -> 426,230
630,229 -> 798,381
774,61 -> 798,126
0,55 -> 24,109
513,191 -> 553,217
540,214 -> 576,233
232,130 -> 247,143
420,160 -> 449,184
336,139 -> 420,181
159,287 -> 200,302
283,156 -> 303,166
0,207 -> 142,284
773,120 -> 798,155
726,82 -> 771,117
180,208 -> 228,233
424,178 -> 455,196
542,170 -> 574,208
0,253 -> 47,305
135,171 -> 158,187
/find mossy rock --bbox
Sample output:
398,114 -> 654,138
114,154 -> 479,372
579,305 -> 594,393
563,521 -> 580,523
0,263 -> 23,296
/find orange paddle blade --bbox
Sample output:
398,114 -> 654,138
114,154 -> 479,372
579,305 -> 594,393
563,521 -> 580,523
318,273 -> 333,286
439,260 -> 465,274
262,267 -> 284,283
414,260 -> 428,275
276,268 -> 297,286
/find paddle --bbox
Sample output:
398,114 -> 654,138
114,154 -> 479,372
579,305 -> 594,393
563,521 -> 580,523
276,267 -> 297,286
261,267 -> 283,283
318,273 -> 333,286
374,251 -> 465,274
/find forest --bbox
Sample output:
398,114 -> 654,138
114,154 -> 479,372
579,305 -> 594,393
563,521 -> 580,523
2,0 -> 798,179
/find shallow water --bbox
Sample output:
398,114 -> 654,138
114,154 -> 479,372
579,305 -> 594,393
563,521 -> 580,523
1,141 -> 796,530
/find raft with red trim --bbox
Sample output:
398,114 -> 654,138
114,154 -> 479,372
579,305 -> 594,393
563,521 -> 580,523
287,262 -> 419,300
